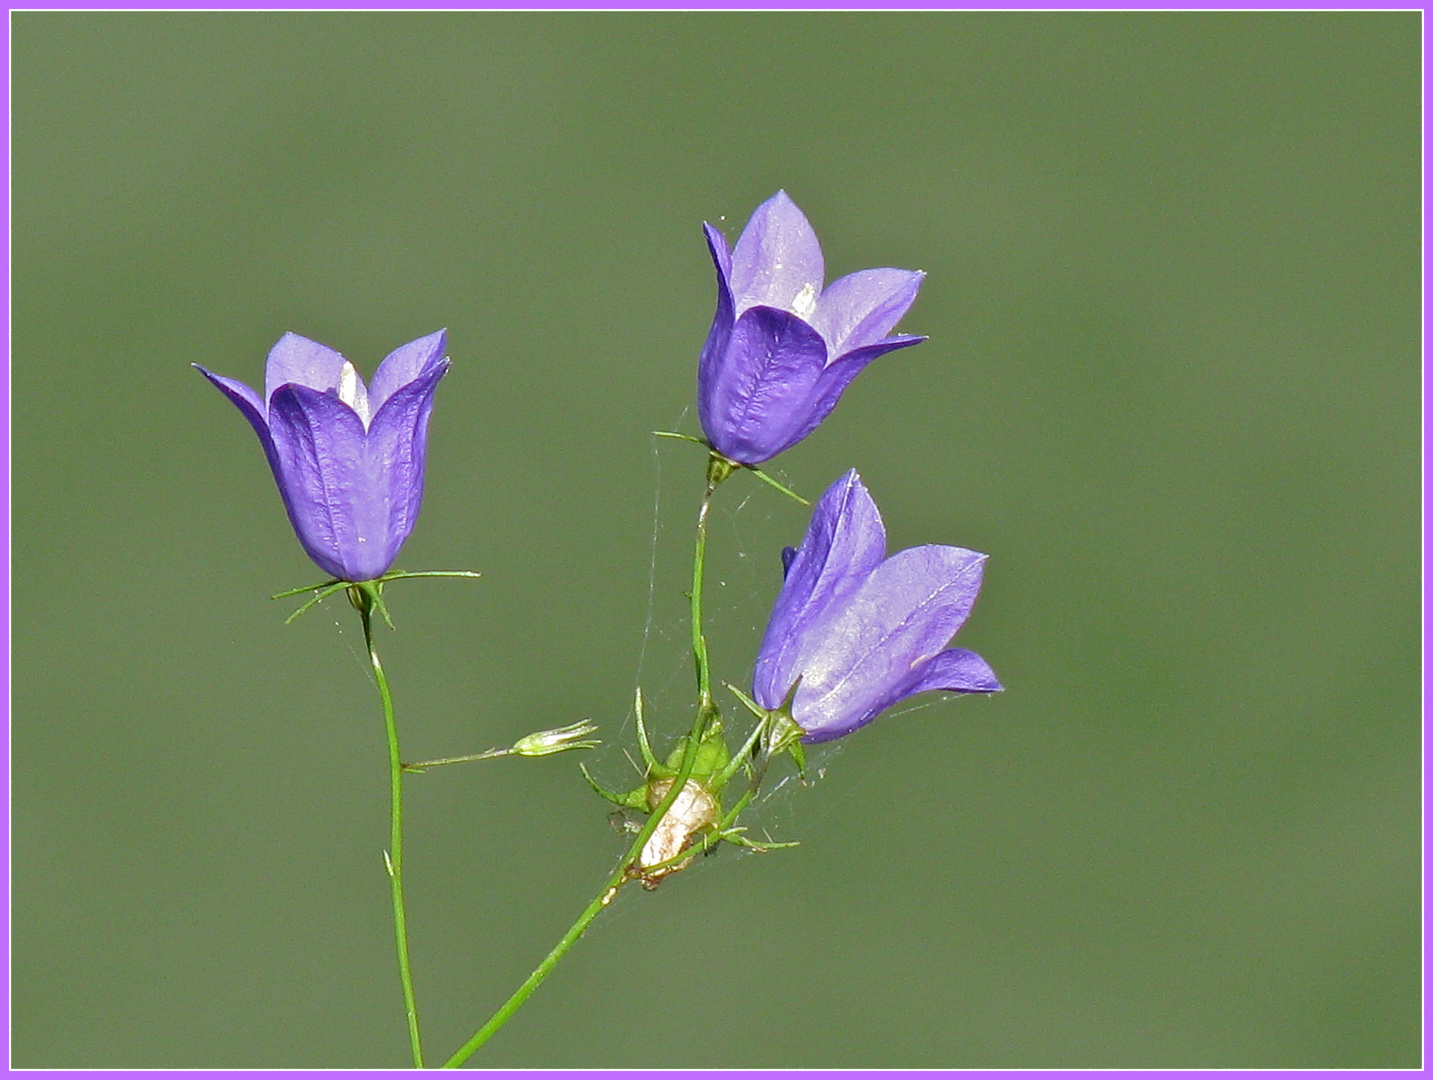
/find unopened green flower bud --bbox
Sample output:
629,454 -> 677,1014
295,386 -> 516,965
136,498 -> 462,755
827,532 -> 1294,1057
513,720 -> 600,757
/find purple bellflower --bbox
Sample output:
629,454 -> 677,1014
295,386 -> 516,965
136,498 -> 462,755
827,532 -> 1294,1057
196,331 -> 450,583
697,191 -> 927,465
753,470 -> 1001,743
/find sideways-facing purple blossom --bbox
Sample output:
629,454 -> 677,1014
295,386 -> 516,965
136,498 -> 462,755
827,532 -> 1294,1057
697,191 -> 927,465
753,470 -> 1000,743
196,331 -> 450,582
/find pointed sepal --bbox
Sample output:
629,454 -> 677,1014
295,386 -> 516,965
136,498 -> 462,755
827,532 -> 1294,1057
580,762 -> 649,810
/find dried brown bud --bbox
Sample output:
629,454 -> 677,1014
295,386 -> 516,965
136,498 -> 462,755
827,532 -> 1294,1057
637,778 -> 720,890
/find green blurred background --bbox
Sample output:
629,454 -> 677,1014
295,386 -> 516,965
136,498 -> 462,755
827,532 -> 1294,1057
11,11 -> 1421,1069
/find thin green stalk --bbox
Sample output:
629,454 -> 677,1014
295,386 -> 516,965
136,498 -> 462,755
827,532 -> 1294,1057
718,784 -> 760,832
691,451 -> 735,713
358,594 -> 425,1069
692,482 -> 715,711
403,747 -> 512,772
443,458 -> 733,1066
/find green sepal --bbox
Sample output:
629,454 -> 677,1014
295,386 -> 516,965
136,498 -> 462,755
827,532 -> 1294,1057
347,580 -> 395,629
649,432 -> 806,504
633,688 -> 664,774
274,568 -> 480,625
725,683 -> 766,721
272,577 -> 342,601
746,466 -> 809,506
786,737 -> 807,779
763,710 -> 807,780
652,430 -> 709,447
580,763 -> 648,810
281,581 -> 348,624
728,680 -> 809,779
719,828 -> 800,853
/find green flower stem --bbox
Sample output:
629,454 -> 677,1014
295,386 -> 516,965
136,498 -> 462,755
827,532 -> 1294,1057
442,458 -> 733,1066
692,485 -> 715,712
718,784 -> 760,832
441,706 -> 708,1068
357,591 -> 425,1069
692,451 -> 736,713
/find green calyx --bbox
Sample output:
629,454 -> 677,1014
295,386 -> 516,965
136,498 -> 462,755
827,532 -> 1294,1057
762,707 -> 807,779
706,449 -> 740,490
274,568 -> 480,626
726,681 -> 808,778
648,432 -> 808,506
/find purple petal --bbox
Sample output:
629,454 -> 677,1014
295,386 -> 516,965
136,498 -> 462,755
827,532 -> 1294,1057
802,649 -> 1000,745
195,366 -> 267,430
696,224 -> 738,438
899,648 -> 1002,696
365,358 -> 450,566
780,545 -> 798,578
369,329 -> 447,416
729,191 -> 825,317
195,365 -> 298,515
751,333 -> 925,459
264,332 -> 349,405
703,220 -> 733,284
753,470 -> 886,710
812,331 -> 927,405
267,384 -> 389,581
788,544 -> 987,741
810,268 -> 925,358
698,305 -> 829,464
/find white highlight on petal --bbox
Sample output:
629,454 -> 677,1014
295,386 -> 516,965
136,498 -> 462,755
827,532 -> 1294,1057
792,282 -> 818,320
337,360 -> 372,427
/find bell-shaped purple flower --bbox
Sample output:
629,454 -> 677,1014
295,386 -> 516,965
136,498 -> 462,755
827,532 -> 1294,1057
196,331 -> 450,582
753,470 -> 1001,743
697,191 -> 927,465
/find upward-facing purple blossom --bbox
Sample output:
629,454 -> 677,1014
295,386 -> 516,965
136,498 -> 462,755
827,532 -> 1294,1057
697,192 -> 927,465
753,470 -> 1000,743
196,331 -> 450,582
